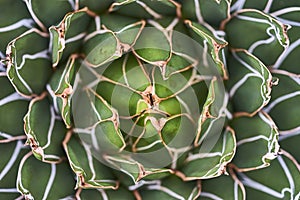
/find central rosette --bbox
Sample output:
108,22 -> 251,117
72,26 -> 227,172
95,53 -> 200,154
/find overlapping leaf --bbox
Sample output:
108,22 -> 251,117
198,167 -> 246,200
17,152 -> 75,200
237,152 -> 300,199
231,112 -> 279,171
223,9 -> 289,66
6,28 -> 52,97
0,74 -> 29,141
0,141 -> 28,200
24,93 -> 67,163
226,50 -> 273,116
49,8 -> 92,66
137,175 -> 201,199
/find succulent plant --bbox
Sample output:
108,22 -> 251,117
1,0 -> 300,199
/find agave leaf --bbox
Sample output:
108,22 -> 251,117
237,151 -> 300,199
76,187 -> 135,200
222,9 -> 289,66
137,175 -> 201,199
0,141 -> 28,199
230,0 -> 269,12
79,0 -> 114,14
24,93 -> 67,163
279,132 -> 300,164
199,167 -> 246,200
83,27 -> 121,67
177,127 -> 236,180
17,152 -> 75,200
226,49 -> 272,116
0,74 -> 29,141
182,0 -> 231,28
6,28 -> 52,97
49,8 -> 92,67
101,14 -> 145,50
230,112 -> 280,171
63,131 -> 119,189
195,77 -> 228,146
271,8 -> 300,74
23,0 -> 74,32
48,55 -> 81,128
109,0 -> 179,19
0,1 -> 34,54
185,20 -> 228,79
134,22 -> 171,64
264,70 -> 300,132
231,0 -> 300,14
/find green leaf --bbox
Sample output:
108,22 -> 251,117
80,0 -> 114,14
6,28 -> 52,97
0,74 -> 29,140
17,153 -> 75,200
238,152 -> 300,199
182,0 -> 231,28
24,93 -> 67,163
48,55 -> 81,128
49,8 -> 92,66
230,112 -> 280,171
23,0 -> 74,31
101,13 -> 145,49
83,29 -> 121,67
0,141 -> 28,200
109,0 -> 179,19
178,127 -> 236,180
279,132 -> 300,164
223,9 -> 289,66
138,175 -> 201,199
265,70 -> 300,132
185,20 -> 228,79
199,167 -> 246,200
195,77 -> 228,146
226,50 -> 272,116
77,186 -> 135,200
63,131 -> 119,189
0,0 -> 34,54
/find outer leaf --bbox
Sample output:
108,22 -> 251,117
230,112 -> 280,171
137,175 -> 201,200
76,187 -> 135,200
195,77 -> 228,146
182,0 -> 231,28
198,167 -> 246,200
109,0 -> 179,19
264,70 -> 300,132
177,127 -> 236,180
222,9 -> 289,66
83,28 -> 121,67
185,20 -> 228,79
24,93 -> 67,163
23,0 -> 74,32
79,0 -> 114,14
0,141 -> 28,200
6,29 -> 52,97
237,151 -> 300,199
17,153 -> 75,200
0,74 -> 29,141
0,1 -> 34,54
48,54 -> 81,128
49,8 -> 92,66
280,132 -> 300,164
226,50 -> 273,116
63,131 -> 119,189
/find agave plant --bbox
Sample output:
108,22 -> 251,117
1,0 -> 300,199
